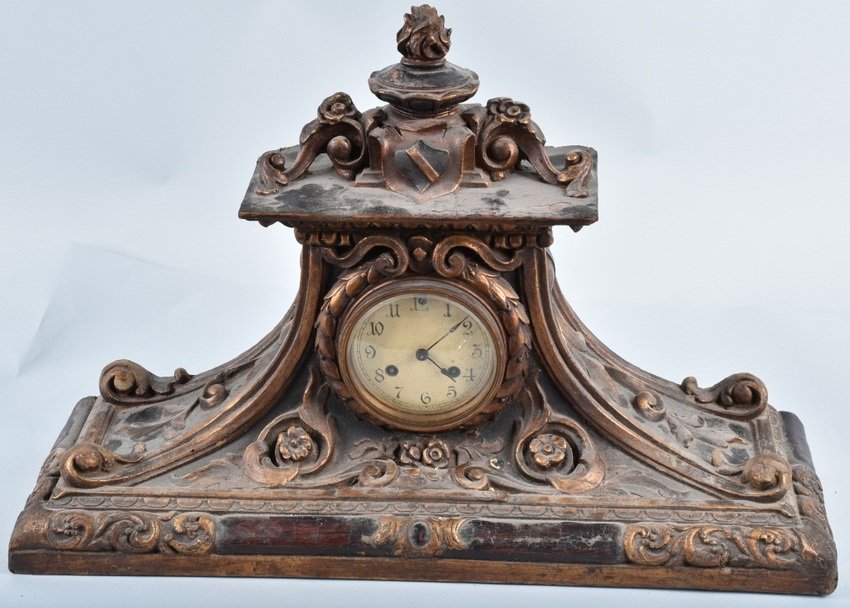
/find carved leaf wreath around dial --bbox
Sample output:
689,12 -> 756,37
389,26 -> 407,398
317,251 -> 530,429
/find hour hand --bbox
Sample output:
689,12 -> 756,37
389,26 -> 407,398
416,349 -> 460,380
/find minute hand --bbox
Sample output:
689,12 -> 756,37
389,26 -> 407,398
425,315 -> 469,352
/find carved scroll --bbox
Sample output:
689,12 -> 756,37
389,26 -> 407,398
366,516 -> 469,557
523,248 -> 792,502
681,373 -> 768,420
242,367 -> 335,486
463,98 -> 593,196
46,510 -> 214,555
512,372 -> 604,493
58,247 -> 326,489
256,93 -> 378,194
624,524 -> 804,569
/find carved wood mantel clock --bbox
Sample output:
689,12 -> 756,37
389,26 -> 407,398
9,5 -> 837,595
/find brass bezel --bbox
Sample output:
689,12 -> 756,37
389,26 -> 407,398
336,277 -> 507,432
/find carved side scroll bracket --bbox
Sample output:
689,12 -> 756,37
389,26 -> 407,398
57,247 -> 326,490
100,360 -> 193,404
523,248 -> 793,502
256,93 -> 381,195
463,98 -> 593,197
682,373 -> 768,420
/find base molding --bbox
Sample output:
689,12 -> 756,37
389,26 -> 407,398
9,550 -> 836,595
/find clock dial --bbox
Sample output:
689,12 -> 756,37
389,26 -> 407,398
338,279 -> 505,431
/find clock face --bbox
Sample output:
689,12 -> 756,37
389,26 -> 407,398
338,279 -> 505,431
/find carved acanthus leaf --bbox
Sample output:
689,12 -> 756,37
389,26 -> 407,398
510,372 -> 604,493
241,367 -> 335,487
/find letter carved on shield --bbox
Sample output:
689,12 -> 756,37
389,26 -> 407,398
379,125 -> 473,200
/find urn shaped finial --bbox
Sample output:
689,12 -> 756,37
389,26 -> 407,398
369,4 -> 478,115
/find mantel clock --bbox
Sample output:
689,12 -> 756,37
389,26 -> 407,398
9,5 -> 837,595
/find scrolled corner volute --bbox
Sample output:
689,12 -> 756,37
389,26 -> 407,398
99,359 -> 193,405
59,442 -> 146,488
681,372 -> 768,420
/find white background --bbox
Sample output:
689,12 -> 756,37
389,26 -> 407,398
1,1 -> 847,606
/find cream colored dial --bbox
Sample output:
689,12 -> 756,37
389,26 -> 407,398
339,280 -> 504,431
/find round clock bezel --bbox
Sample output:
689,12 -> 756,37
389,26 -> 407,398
335,277 -> 508,432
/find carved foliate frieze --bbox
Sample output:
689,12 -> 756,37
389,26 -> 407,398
46,510 -> 214,555
624,524 -> 805,570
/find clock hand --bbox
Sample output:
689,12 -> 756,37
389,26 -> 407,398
424,315 -> 469,352
416,350 -> 461,380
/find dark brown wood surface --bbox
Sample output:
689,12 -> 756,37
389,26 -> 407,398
239,146 -> 598,230
7,4 -> 837,597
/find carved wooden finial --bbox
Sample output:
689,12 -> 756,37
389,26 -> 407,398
396,4 -> 452,65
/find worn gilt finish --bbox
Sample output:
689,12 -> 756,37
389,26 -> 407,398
10,4 -> 836,596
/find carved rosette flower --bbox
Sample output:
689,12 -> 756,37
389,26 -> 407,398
318,92 -> 360,125
276,425 -> 315,462
421,438 -> 450,469
487,98 -> 534,131
47,512 -> 95,549
528,433 -> 568,470
399,440 -> 423,465
397,438 -> 450,469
